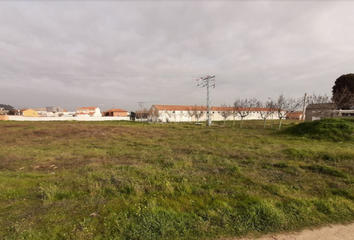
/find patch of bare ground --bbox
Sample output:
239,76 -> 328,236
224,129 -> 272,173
228,223 -> 354,240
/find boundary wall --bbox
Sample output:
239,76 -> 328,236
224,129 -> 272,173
0,115 -> 9,121
5,116 -> 130,121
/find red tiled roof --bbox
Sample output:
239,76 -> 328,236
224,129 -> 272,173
105,108 -> 128,113
287,111 -> 303,118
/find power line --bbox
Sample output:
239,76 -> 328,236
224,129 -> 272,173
137,102 -> 145,122
197,75 -> 216,126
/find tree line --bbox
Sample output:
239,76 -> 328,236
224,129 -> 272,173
220,94 -> 303,130
137,73 -> 354,128
143,94 -> 304,130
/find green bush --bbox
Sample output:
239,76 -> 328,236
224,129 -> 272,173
284,118 -> 354,141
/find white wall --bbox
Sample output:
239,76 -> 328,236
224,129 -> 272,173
93,108 -> 102,117
8,116 -> 130,121
155,110 -> 280,123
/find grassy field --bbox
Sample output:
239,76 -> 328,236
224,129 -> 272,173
0,120 -> 354,239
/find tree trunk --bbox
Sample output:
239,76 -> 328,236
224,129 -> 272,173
263,119 -> 266,128
240,118 -> 244,128
279,118 -> 283,130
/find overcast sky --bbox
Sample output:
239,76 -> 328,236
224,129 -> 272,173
1,1 -> 353,111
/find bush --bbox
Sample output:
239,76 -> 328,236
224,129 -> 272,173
284,118 -> 354,141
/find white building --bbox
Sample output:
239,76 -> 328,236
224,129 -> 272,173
76,107 -> 102,117
149,105 -> 280,123
35,106 -> 68,117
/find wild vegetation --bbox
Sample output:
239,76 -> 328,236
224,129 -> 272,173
284,118 -> 354,142
0,120 -> 354,239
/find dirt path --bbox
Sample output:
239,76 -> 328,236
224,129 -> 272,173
227,223 -> 354,240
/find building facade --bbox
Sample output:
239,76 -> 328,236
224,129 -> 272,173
149,105 -> 280,123
21,109 -> 38,117
76,107 -> 102,117
103,108 -> 129,117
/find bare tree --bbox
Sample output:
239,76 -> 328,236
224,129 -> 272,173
257,100 -> 272,128
179,110 -> 187,123
234,98 -> 257,128
333,87 -> 354,110
275,94 -> 302,130
192,105 -> 205,123
137,107 -> 149,122
266,99 -> 277,128
231,107 -> 238,127
170,109 -> 185,123
149,107 -> 160,123
163,109 -> 172,123
187,107 -> 195,122
170,109 -> 177,123
219,104 -> 232,125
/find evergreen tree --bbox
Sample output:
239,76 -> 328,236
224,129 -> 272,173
332,74 -> 354,109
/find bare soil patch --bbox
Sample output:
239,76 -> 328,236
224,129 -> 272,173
233,223 -> 354,240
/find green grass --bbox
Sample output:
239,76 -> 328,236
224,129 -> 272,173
0,120 -> 354,239
284,118 -> 354,142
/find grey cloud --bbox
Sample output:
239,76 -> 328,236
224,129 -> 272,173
1,1 -> 354,111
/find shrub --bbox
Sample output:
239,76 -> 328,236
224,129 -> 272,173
284,118 -> 354,141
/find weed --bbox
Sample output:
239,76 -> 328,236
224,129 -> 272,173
1,120 -> 354,239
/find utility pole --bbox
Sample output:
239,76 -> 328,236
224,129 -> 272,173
138,102 -> 145,122
268,97 -> 274,128
197,75 -> 215,126
301,93 -> 307,121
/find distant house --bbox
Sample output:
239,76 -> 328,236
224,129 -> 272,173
45,106 -> 67,117
103,108 -> 129,117
130,111 -> 136,121
0,108 -> 9,115
46,106 -> 64,113
62,110 -> 75,117
20,109 -> 38,117
305,103 -> 354,121
133,110 -> 150,121
76,107 -> 101,117
305,103 -> 336,121
286,111 -> 304,120
34,108 -> 47,116
8,109 -> 21,115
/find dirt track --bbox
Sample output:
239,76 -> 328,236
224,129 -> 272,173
230,223 -> 354,240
